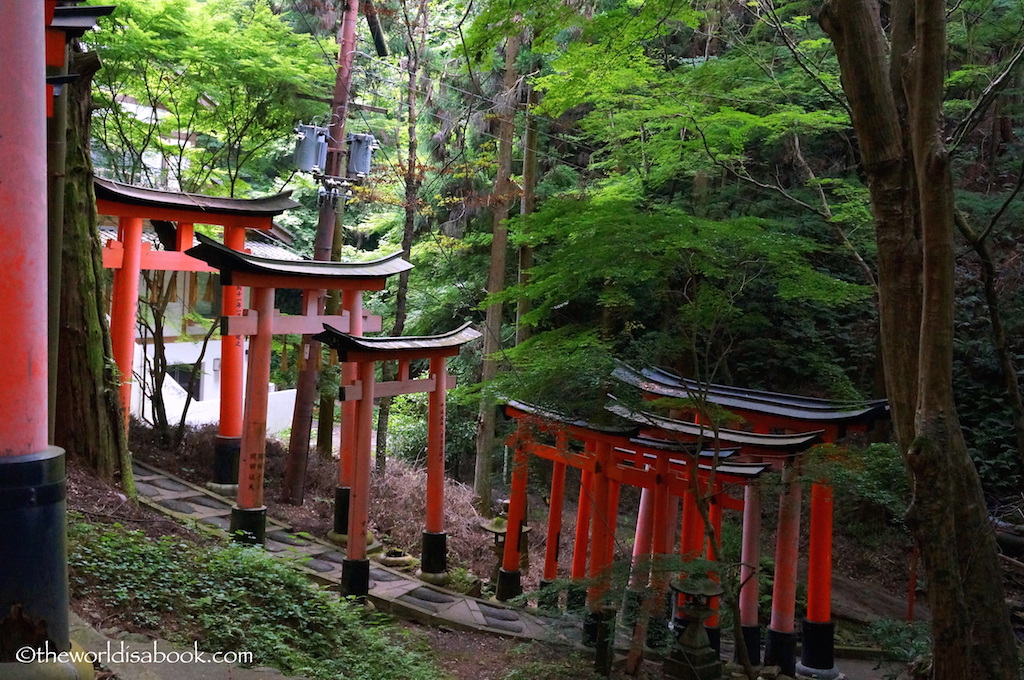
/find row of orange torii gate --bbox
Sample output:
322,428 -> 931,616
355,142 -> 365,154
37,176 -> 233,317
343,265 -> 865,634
98,177 -> 480,598
497,367 -> 888,679
99,179 -> 889,679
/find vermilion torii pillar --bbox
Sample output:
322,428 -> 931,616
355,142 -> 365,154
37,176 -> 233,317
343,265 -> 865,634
0,1 -> 71,660
738,482 -> 763,664
539,431 -> 569,603
333,289 -> 364,542
800,482 -> 838,679
232,285 -> 276,542
216,224 -> 247,487
765,465 -> 802,676
314,323 -> 481,595
569,468 -> 594,610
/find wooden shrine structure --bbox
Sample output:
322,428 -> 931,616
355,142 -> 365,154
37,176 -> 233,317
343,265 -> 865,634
501,368 -> 887,679
614,368 -> 888,675
96,178 -> 300,469
185,234 -> 410,549
314,323 -> 481,594
188,236 -> 480,597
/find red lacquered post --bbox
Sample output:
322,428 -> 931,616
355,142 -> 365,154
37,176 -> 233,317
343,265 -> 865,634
0,2 -> 73,655
629,476 -> 655,589
109,216 -> 143,427
333,290 -> 362,536
737,482 -> 762,664
799,482 -> 838,678
341,359 -> 375,597
542,459 -> 567,583
230,286 -> 275,544
497,440 -> 530,600
569,468 -> 594,611
766,466 -> 802,677
212,224 -> 247,488
705,492 -> 723,653
605,478 -> 621,562
587,442 -> 612,609
420,356 -> 449,582
219,225 -> 246,437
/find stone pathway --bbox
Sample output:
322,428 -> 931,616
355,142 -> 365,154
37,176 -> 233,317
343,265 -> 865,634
131,460 -> 886,680
132,460 -> 576,645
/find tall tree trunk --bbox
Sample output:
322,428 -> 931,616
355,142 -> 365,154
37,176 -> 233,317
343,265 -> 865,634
515,84 -> 539,347
474,34 -> 520,515
820,1 -> 1017,676
55,50 -> 133,493
375,0 -> 429,474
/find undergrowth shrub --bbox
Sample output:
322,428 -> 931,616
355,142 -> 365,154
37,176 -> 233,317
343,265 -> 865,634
370,458 -> 492,575
68,518 -> 441,680
385,389 -> 477,480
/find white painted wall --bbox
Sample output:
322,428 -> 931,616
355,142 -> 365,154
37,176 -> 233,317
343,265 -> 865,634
130,337 -> 295,436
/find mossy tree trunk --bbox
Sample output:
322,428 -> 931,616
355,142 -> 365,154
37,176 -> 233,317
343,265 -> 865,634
54,50 -> 134,493
820,1 -> 1016,676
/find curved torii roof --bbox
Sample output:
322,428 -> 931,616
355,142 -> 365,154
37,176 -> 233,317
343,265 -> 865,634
605,399 -> 823,454
185,233 -> 412,289
504,398 -> 639,436
503,400 -> 771,491
613,364 -> 888,425
314,323 -> 482,361
94,177 -> 300,228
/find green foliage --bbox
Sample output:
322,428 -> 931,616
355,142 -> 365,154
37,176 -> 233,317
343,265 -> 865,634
68,519 -> 442,680
388,370 -> 478,476
386,391 -> 430,463
509,177 -> 868,317
484,327 -> 617,415
487,175 -> 872,413
865,619 -> 931,679
500,644 -> 600,680
86,0 -> 331,195
813,443 -> 911,544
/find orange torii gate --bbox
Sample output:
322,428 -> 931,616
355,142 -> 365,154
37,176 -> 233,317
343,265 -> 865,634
616,365 -> 889,678
185,234 -> 412,546
314,323 -> 481,596
96,178 -> 299,481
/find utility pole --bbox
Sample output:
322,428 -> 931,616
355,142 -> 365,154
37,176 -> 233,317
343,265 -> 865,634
283,0 -> 387,504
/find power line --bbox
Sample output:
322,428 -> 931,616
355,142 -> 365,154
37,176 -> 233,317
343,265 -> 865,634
355,79 -> 592,173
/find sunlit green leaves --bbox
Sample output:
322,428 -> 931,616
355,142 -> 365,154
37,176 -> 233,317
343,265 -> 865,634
86,0 -> 331,195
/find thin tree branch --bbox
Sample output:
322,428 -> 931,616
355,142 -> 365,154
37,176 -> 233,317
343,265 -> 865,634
949,41 -> 1024,151
757,0 -> 852,119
